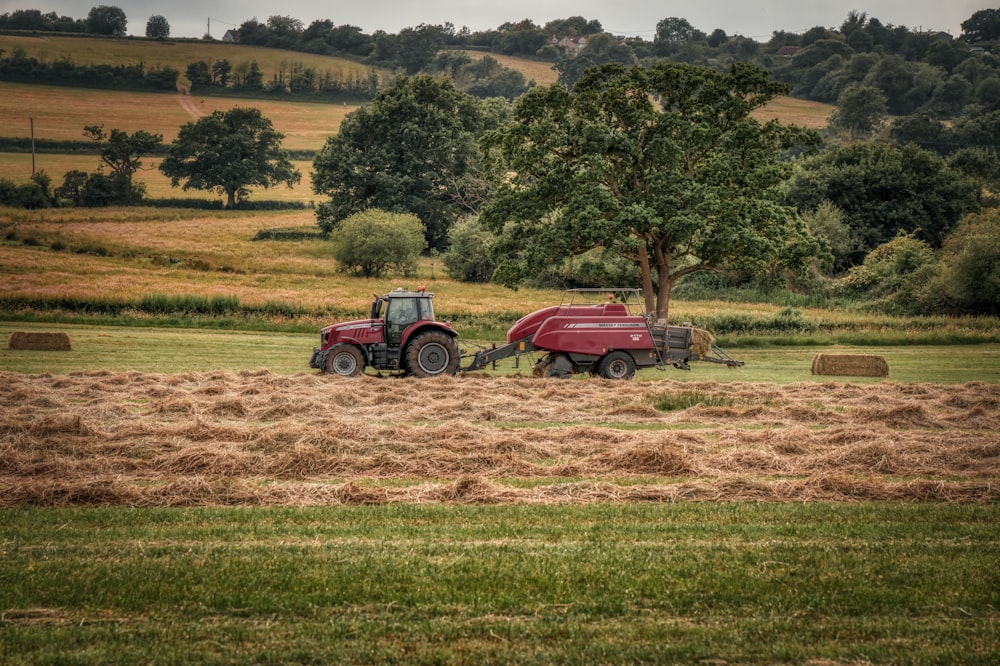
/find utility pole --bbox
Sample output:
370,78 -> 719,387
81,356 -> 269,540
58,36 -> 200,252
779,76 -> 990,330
30,117 -> 35,177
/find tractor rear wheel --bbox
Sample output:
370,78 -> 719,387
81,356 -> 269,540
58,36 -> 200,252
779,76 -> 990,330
597,351 -> 636,380
325,344 -> 365,377
406,331 -> 460,377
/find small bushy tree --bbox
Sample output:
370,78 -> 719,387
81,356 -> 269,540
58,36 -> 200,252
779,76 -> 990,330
442,217 -> 496,282
331,209 -> 426,277
837,233 -> 938,313
83,124 -> 161,202
145,15 -> 169,39
931,210 -> 1000,315
828,83 -> 887,137
802,200 -> 854,274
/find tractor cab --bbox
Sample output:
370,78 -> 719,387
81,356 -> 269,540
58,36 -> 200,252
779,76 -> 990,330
373,288 -> 436,345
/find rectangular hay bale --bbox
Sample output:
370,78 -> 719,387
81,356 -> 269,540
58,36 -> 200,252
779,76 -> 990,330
811,353 -> 888,377
7,331 -> 72,351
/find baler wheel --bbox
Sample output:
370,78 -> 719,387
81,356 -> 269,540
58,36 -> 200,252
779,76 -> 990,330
597,351 -> 636,380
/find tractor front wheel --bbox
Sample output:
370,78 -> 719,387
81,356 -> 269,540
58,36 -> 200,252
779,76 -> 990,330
325,344 -> 365,377
597,351 -> 636,380
406,331 -> 460,377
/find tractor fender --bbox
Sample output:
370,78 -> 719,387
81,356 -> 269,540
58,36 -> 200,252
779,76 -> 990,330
400,322 -> 459,348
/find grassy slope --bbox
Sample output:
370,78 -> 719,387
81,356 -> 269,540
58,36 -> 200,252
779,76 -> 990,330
0,33 -> 381,87
0,81 -> 353,149
3,207 -> 997,341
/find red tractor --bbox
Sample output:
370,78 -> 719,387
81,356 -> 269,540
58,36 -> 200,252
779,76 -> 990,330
309,287 -> 460,377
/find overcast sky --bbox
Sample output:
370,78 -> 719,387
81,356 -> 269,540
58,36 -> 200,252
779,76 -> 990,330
3,1 -> 993,41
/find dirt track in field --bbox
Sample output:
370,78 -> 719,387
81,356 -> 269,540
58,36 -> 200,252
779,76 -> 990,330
1,371 -> 998,506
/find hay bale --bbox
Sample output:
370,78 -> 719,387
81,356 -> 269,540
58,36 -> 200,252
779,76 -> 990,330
691,328 -> 715,358
7,331 -> 72,351
811,353 -> 888,377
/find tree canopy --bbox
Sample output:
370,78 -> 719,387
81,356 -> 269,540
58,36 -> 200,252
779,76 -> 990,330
86,5 -> 126,36
311,75 -> 508,250
159,108 -> 300,208
480,61 -> 821,319
785,142 -> 981,264
82,124 -> 162,204
145,14 -> 169,39
331,209 -> 426,278
84,125 -> 161,183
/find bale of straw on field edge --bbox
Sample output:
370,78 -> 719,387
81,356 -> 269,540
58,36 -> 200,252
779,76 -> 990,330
7,331 -> 72,351
811,353 -> 889,377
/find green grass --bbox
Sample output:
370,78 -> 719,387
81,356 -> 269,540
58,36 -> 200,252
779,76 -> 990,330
1,503 -> 997,664
2,321 -> 999,382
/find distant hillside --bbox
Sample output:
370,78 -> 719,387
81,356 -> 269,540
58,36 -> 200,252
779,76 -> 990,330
0,34 -> 384,87
464,51 -> 830,128
462,51 -> 559,86
0,81 -> 352,151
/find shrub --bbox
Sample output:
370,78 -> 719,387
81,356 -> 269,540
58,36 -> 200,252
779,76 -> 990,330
837,233 -> 939,314
331,209 -> 426,278
443,216 -> 496,282
930,211 -> 1000,315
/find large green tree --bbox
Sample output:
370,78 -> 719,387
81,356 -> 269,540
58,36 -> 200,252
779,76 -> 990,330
480,61 -> 821,320
312,75 -> 507,250
159,108 -> 300,208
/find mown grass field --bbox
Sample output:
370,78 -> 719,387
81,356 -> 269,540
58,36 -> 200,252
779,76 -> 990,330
0,40 -> 991,663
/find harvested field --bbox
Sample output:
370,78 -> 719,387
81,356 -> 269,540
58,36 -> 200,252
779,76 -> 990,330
2,371 -> 997,507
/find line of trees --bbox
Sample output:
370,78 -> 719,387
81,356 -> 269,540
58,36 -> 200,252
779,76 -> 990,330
0,48 -> 178,91
0,5 -> 126,36
184,58 -> 380,101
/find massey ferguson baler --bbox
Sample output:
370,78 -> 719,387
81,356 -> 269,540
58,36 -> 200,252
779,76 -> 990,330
463,288 -> 741,379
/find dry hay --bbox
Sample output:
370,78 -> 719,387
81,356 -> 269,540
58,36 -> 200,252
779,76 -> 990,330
1,370 -> 998,507
691,328 -> 715,358
7,331 -> 72,351
812,353 -> 889,377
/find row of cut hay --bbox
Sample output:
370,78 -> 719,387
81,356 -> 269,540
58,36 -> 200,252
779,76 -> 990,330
2,371 -> 999,506
6,397 -> 998,482
3,476 -> 998,507
7,370 -> 998,429
811,353 -> 889,377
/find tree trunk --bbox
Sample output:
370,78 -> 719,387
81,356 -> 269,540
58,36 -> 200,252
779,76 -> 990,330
655,249 -> 672,322
656,272 -> 672,323
638,245 -> 655,315
225,189 -> 237,209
